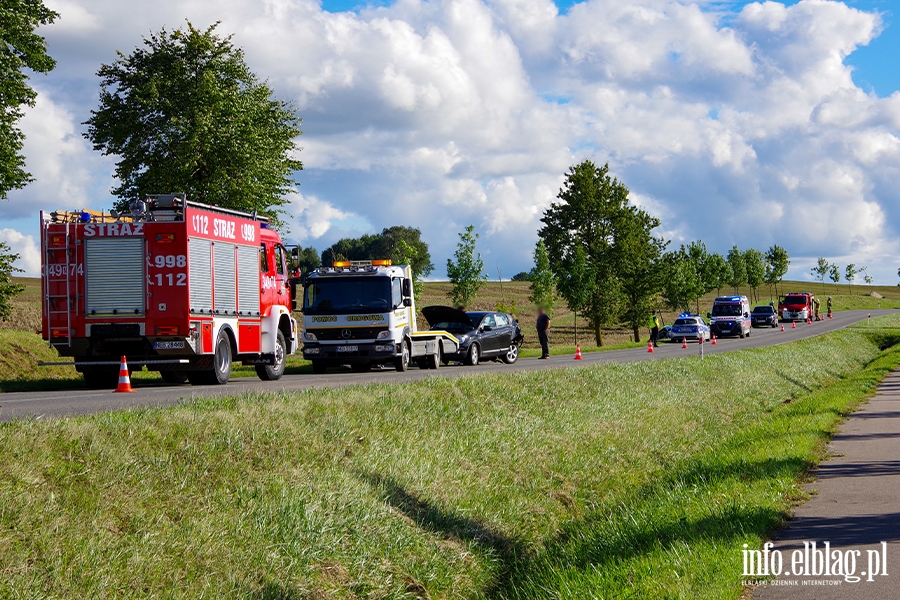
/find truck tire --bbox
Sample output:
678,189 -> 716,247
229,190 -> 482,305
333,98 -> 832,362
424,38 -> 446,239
502,343 -> 519,365
426,346 -> 441,370
312,360 -> 327,374
160,371 -> 188,384
256,330 -> 287,381
464,343 -> 480,366
82,368 -> 119,389
189,332 -> 232,385
394,341 -> 410,372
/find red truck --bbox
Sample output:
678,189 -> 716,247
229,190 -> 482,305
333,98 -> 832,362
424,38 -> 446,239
40,194 -> 299,388
778,292 -> 816,322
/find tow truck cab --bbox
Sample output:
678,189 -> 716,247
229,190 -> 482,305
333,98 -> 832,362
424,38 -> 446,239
300,260 -> 457,374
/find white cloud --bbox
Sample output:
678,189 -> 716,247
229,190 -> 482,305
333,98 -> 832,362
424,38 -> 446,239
0,229 -> 41,276
3,0 -> 896,284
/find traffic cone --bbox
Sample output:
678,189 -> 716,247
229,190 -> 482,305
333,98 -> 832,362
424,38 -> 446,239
647,341 -> 654,353
807,317 -> 812,325
780,324 -> 785,332
791,321 -> 796,329
711,334 -> 717,345
114,356 -> 134,393
574,344 -> 583,360
681,337 -> 688,349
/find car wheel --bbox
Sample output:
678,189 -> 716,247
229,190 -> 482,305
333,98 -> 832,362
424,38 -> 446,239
394,342 -> 410,372
160,370 -> 188,384
426,346 -> 441,370
503,343 -> 519,365
464,343 -> 480,366
256,330 -> 287,381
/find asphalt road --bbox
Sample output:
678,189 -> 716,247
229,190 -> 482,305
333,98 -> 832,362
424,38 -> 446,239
1,309 -> 893,423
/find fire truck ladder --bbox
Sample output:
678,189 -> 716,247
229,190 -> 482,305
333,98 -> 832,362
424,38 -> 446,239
42,215 -> 77,348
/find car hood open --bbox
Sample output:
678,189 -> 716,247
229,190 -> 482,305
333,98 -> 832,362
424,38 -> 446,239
422,305 -> 474,329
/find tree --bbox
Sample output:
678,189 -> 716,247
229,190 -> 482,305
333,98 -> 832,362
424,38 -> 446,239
764,244 -> 790,299
845,263 -> 857,294
0,0 -> 58,199
292,246 -> 320,275
662,243 -> 706,314
556,244 -> 595,345
705,252 -> 731,296
446,225 -> 487,308
744,248 -> 765,303
0,242 -> 25,320
540,160 -> 653,346
828,263 -> 841,292
811,258 -> 830,291
614,207 -> 666,342
84,22 -> 302,223
511,271 -> 531,282
394,239 -> 428,304
528,239 -> 555,314
321,226 -> 434,281
726,245 -> 746,294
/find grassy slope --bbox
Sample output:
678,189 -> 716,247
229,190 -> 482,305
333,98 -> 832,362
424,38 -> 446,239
2,318 -> 899,598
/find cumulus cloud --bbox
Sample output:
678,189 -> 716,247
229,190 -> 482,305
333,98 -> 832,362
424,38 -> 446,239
0,229 -> 41,276
2,0 -> 895,283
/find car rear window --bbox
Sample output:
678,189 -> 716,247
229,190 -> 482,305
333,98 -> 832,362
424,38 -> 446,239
753,306 -> 774,314
674,318 -> 696,325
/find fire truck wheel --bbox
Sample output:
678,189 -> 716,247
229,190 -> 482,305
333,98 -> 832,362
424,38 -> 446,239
82,368 -> 119,389
394,342 -> 410,372
312,361 -> 327,374
189,332 -> 232,385
160,371 -> 188,384
256,331 -> 287,381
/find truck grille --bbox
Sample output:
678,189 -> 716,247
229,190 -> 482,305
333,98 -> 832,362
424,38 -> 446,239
309,327 -> 388,341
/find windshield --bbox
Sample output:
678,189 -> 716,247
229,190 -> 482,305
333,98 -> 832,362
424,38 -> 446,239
303,277 -> 391,314
782,296 -> 807,305
430,321 -> 473,332
712,304 -> 742,316
753,306 -> 775,314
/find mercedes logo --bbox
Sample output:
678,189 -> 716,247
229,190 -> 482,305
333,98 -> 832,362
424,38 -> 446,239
341,329 -> 351,339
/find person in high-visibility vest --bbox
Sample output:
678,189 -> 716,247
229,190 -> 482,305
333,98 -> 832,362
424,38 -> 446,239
649,311 -> 662,347
827,296 -> 833,318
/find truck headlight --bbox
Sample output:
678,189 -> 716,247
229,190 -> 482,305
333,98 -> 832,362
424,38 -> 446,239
304,332 -> 317,341
303,347 -> 319,354
376,330 -> 390,339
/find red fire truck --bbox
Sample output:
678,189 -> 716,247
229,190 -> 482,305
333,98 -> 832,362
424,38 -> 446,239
40,194 -> 299,387
778,292 -> 816,322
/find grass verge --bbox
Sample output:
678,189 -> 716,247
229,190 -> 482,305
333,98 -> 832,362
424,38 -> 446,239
2,317 -> 900,598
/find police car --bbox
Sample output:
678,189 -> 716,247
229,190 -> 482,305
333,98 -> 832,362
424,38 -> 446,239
669,314 -> 711,342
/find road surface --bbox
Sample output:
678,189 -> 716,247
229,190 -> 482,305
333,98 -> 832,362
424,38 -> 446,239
1,309 -> 892,422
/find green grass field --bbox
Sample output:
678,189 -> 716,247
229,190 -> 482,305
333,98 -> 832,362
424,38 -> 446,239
2,317 -> 899,598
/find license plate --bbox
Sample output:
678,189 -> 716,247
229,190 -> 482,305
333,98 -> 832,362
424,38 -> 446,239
153,341 -> 185,350
336,345 -> 358,353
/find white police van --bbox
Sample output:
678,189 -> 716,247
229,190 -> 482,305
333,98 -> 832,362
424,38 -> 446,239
709,296 -> 752,338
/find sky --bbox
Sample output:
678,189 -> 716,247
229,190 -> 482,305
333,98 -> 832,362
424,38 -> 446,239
1,0 -> 899,286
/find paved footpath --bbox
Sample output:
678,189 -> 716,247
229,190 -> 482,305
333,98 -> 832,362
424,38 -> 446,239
754,369 -> 900,600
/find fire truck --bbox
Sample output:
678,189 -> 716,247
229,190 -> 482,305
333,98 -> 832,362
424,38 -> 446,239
778,292 -> 816,322
40,194 -> 299,387
300,260 -> 458,373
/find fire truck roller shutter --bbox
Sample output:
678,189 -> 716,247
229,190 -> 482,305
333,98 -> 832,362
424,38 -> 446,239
189,238 -> 213,314
214,243 -> 237,315
85,237 -> 145,316
236,244 -> 259,316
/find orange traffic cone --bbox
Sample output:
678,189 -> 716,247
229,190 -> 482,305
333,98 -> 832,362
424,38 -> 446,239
574,344 -> 583,360
681,337 -> 688,349
807,317 -> 812,325
791,321 -> 796,329
780,324 -> 785,332
115,355 -> 134,393
711,334 -> 717,345
647,341 -> 654,353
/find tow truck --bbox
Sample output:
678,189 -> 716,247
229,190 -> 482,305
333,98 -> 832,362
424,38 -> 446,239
300,260 -> 458,373
39,194 -> 299,387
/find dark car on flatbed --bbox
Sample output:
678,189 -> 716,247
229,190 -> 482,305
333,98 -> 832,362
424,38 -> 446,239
422,306 -> 523,366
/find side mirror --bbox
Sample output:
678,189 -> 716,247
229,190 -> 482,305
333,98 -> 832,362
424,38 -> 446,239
402,278 -> 412,297
403,298 -> 412,307
744,312 -> 750,318
706,312 -> 711,319
482,326 -> 492,332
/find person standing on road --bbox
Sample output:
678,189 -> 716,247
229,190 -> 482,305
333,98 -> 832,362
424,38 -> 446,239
827,296 -> 833,318
649,311 -> 662,347
536,308 -> 550,359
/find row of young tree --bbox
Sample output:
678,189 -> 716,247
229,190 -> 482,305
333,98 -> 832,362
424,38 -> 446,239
810,259 -> 873,293
525,161 -> 797,346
